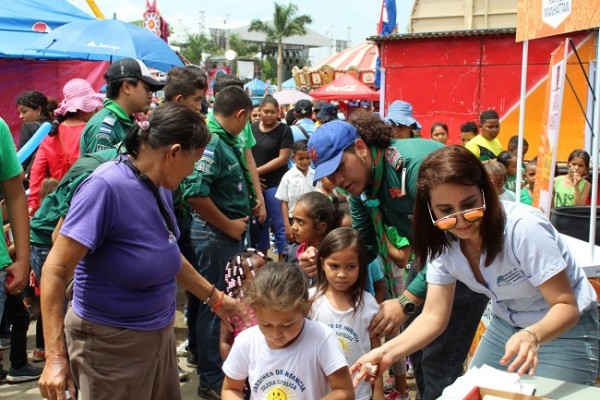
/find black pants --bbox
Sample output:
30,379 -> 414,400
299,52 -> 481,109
406,271 -> 488,400
4,294 -> 31,369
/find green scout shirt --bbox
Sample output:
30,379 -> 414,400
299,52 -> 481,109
30,149 -> 119,246
0,118 -> 23,269
80,99 -> 134,154
350,138 -> 443,300
181,129 -> 251,221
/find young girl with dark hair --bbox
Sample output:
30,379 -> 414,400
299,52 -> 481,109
310,227 -> 384,400
553,149 -> 591,207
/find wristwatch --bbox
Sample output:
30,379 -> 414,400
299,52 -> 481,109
397,294 -> 417,315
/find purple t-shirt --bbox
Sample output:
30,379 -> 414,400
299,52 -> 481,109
61,158 -> 181,331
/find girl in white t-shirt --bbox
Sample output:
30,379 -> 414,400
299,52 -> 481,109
310,227 -> 384,400
222,262 -> 354,400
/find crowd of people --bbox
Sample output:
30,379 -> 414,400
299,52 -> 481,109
0,57 -> 596,400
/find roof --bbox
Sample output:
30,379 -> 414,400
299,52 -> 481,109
312,41 -> 378,72
369,28 -> 517,42
229,22 -> 330,48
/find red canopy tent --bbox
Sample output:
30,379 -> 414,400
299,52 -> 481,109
310,74 -> 379,101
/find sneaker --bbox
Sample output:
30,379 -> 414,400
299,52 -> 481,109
178,366 -> 189,382
6,364 -> 43,383
386,389 -> 411,400
406,365 -> 414,379
186,351 -> 198,368
197,383 -> 222,400
32,348 -> 45,362
384,376 -> 396,393
176,339 -> 189,357
0,338 -> 10,350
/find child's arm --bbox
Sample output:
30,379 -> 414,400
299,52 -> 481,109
574,179 -> 591,206
187,196 -> 249,241
281,200 -> 293,242
322,366 -> 354,400
245,148 -> 266,223
370,337 -> 385,400
220,319 -> 234,362
373,279 -> 386,304
222,375 -> 246,400
2,174 -> 30,294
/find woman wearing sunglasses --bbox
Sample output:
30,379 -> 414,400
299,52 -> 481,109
352,145 -> 599,386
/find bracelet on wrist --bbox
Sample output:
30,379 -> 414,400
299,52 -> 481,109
521,328 -> 540,350
203,284 -> 216,305
210,291 -> 225,313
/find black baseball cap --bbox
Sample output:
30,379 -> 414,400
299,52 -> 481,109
294,100 -> 313,116
104,58 -> 164,92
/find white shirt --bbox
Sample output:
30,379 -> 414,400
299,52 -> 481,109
309,289 -> 379,400
275,166 -> 317,217
222,319 -> 348,400
427,201 -> 597,328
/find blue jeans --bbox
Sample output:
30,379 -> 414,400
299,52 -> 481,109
252,187 -> 286,254
406,272 -> 489,400
30,243 -> 50,350
470,307 -> 600,385
191,216 -> 244,389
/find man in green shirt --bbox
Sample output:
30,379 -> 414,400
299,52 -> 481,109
79,58 -> 164,154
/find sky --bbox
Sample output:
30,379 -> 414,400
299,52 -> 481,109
69,0 -> 413,63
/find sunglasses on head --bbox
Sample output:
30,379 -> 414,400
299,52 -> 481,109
427,190 -> 486,231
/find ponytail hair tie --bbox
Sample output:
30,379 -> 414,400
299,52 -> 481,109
137,120 -> 150,131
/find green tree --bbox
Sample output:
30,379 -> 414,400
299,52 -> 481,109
228,33 -> 259,58
178,33 -> 220,65
248,2 -> 312,91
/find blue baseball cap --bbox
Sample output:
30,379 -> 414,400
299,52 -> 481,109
308,120 -> 360,183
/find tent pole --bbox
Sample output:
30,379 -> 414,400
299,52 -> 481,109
589,30 -> 600,260
515,40 -> 528,202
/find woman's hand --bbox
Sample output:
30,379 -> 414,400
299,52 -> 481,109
38,355 -> 76,400
349,347 -> 392,388
368,299 -> 404,339
500,329 -> 539,376
298,246 -> 318,277
214,293 -> 243,321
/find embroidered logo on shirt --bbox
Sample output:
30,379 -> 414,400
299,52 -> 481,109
102,116 -> 116,126
385,147 -> 403,171
496,268 -> 524,287
389,187 -> 405,198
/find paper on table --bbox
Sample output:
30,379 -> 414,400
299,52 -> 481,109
441,365 -> 536,400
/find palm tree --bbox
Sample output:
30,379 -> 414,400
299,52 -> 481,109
249,2 -> 312,91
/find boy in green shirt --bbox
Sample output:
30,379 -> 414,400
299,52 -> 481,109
181,86 -> 253,399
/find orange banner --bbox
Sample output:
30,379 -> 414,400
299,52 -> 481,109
533,40 -> 568,214
516,0 -> 600,42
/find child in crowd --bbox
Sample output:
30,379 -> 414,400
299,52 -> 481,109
250,105 -> 260,124
465,110 -> 503,161
496,151 -> 519,193
310,228 -> 384,400
554,149 -> 591,207
292,191 -> 341,259
275,140 -> 316,244
484,161 -> 516,201
459,121 -> 478,146
507,135 -> 529,158
521,160 -> 537,205
316,176 -> 349,203
221,262 -> 354,399
220,248 -> 271,361
430,122 -> 448,145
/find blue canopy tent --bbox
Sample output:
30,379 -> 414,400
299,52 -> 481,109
0,0 -> 94,58
244,78 -> 268,96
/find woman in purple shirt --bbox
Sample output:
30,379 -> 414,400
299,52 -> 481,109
38,103 -> 240,400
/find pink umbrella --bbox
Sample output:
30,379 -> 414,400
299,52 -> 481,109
272,89 -> 313,105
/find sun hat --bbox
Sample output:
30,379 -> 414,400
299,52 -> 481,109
54,78 -> 104,117
104,58 -> 164,92
307,120 -> 360,183
384,100 -> 422,129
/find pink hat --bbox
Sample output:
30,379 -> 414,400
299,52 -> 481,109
54,78 -> 104,117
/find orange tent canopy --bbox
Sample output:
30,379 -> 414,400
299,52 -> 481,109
310,74 -> 379,101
